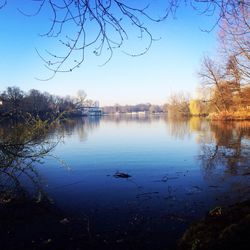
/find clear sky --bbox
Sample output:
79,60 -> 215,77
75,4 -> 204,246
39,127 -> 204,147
0,1 -> 218,106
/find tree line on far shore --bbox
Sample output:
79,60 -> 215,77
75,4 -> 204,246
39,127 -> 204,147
102,103 -> 166,114
1,83 -> 249,121
0,87 -> 96,119
0,87 -> 167,119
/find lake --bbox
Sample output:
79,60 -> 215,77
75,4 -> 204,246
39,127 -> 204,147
2,115 -> 250,249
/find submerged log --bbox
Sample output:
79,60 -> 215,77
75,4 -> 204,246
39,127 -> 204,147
113,171 -> 131,178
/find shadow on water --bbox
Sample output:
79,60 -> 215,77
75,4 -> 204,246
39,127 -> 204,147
0,115 -> 250,249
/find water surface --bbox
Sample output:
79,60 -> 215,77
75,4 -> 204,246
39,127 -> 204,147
3,115 -> 250,249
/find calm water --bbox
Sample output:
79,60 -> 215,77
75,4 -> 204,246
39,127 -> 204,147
2,115 -> 250,249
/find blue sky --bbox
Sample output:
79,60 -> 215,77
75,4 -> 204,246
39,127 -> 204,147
0,1 -> 218,105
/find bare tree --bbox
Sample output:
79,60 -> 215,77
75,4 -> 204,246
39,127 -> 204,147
167,91 -> 190,117
218,1 -> 250,84
199,0 -> 250,114
0,87 -> 24,117
75,90 -> 87,107
199,57 -> 227,111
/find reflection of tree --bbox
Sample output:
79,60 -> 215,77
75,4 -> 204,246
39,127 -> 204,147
189,117 -> 209,134
0,116 -> 59,201
102,114 -> 162,124
58,116 -> 101,142
163,117 -> 250,177
166,117 -> 191,140
166,117 -> 211,141
198,121 -> 250,177
0,117 -> 99,250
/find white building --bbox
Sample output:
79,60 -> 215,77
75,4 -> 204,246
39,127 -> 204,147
79,106 -> 102,116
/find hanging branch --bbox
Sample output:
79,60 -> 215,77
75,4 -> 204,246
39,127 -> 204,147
17,0 -> 169,80
1,0 -> 249,79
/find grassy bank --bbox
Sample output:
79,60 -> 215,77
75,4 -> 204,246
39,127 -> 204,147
209,110 -> 250,121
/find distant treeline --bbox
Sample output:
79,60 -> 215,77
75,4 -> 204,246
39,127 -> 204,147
0,87 -> 95,119
102,103 -> 166,114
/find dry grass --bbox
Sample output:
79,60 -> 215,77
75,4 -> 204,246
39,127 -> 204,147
209,110 -> 250,121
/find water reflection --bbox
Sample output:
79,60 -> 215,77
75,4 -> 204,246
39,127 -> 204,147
58,117 -> 101,141
57,116 -> 250,182
0,117 -> 59,201
197,121 -> 250,203
166,117 -> 250,203
0,115 -> 250,249
166,117 -> 250,175
2,116 -> 250,201
102,114 -> 163,124
198,121 -> 250,176
166,117 -> 192,140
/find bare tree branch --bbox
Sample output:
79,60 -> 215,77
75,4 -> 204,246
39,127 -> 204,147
1,0 -> 249,80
